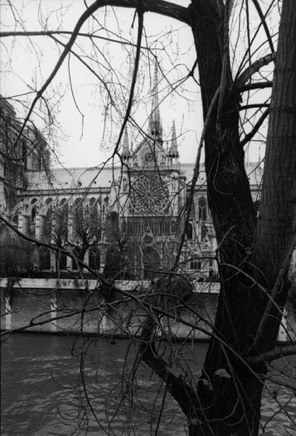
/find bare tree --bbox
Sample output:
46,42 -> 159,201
1,1 -> 296,436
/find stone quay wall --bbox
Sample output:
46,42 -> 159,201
1,278 -> 295,342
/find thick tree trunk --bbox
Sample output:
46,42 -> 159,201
188,3 -> 262,435
184,1 -> 296,435
251,0 -> 296,352
135,1 -> 295,435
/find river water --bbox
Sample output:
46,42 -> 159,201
1,334 -> 295,435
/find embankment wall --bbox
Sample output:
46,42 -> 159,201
1,278 -> 295,341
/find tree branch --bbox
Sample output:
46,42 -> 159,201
239,108 -> 269,147
8,0 -> 190,158
139,314 -> 198,420
94,0 -> 191,25
0,30 -> 146,49
112,6 -> 144,158
251,0 -> 275,54
48,34 -> 117,110
247,345 -> 296,364
235,53 -> 275,89
238,81 -> 273,92
12,1 -> 117,146
239,104 -> 269,110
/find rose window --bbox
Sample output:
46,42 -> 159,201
130,174 -> 169,215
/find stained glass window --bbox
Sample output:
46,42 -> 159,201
130,174 -> 169,215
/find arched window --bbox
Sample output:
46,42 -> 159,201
89,246 -> 100,271
73,198 -> 83,238
198,197 -> 207,221
31,151 -> 40,171
201,225 -> 208,241
31,198 -> 38,222
59,199 -> 68,239
31,207 -> 36,222
190,259 -> 201,270
89,198 -> 100,240
30,198 -> 38,237
185,222 -> 193,240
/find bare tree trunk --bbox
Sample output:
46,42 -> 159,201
251,0 -> 296,349
127,1 -> 295,434
136,1 -> 268,434
184,1 -> 296,435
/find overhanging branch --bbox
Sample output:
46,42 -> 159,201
94,0 -> 191,24
0,30 -> 147,50
7,0 -> 191,160
235,54 -> 275,89
139,314 -> 198,419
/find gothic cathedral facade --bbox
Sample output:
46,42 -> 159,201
0,65 -> 262,283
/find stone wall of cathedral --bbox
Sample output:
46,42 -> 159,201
0,96 -> 50,216
0,96 -> 263,283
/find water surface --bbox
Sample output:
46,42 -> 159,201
1,333 -> 295,435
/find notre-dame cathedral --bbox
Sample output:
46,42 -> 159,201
0,65 -> 262,283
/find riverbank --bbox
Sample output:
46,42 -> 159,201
1,278 -> 295,342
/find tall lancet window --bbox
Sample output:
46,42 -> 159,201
198,197 -> 207,221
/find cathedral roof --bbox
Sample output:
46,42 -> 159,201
25,166 -> 122,192
24,161 -> 262,194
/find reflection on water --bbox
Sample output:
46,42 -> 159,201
1,334 -> 295,435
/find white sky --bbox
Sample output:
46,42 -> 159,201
1,0 -> 278,168
1,0 -> 202,168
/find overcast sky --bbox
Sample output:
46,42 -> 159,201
1,0 -> 278,168
2,0 -> 203,168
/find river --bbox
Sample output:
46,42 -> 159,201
1,333 -> 295,435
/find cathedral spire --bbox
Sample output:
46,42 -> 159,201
121,129 -> 131,160
168,120 -> 179,158
149,59 -> 162,142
